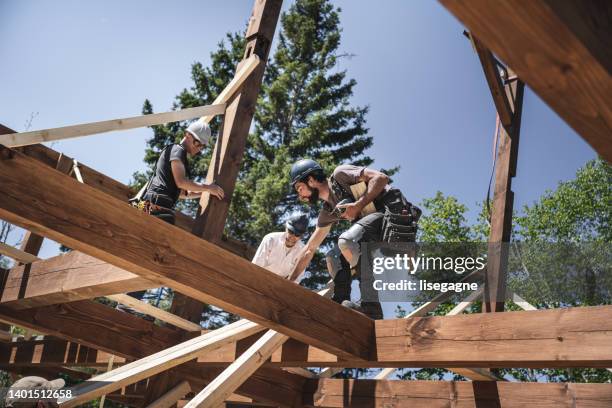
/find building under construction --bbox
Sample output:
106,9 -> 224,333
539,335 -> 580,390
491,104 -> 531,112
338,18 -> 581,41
0,0 -> 610,406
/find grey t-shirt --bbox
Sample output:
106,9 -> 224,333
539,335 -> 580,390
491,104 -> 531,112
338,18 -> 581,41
148,144 -> 190,204
317,165 -> 389,228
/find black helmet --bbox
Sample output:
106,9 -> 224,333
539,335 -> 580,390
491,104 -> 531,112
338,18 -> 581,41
286,213 -> 309,236
290,159 -> 323,187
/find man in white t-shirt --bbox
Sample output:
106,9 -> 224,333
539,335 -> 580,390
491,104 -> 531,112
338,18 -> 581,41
252,214 -> 309,283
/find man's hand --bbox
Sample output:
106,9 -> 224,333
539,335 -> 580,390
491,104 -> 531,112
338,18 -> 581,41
207,183 -> 225,200
337,202 -> 363,221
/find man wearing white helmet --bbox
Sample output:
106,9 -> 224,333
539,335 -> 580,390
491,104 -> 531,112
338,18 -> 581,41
124,120 -> 225,306
139,119 -> 225,224
252,214 -> 309,283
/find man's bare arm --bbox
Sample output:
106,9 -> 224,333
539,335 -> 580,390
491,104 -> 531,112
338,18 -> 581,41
288,225 -> 331,282
355,168 -> 389,210
170,160 -> 224,199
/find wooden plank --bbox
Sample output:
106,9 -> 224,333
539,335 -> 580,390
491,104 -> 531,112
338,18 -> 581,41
483,68 -> 524,313
0,146 -> 374,360
107,294 -> 202,332
57,320 -> 263,407
375,305 -> 612,368
1,251 -> 154,309
303,379 -> 612,408
0,104 -> 226,148
439,0 -> 612,162
186,330 -> 289,407
146,380 -> 191,408
188,284 -> 330,406
200,55 -> 261,124
0,242 -> 40,264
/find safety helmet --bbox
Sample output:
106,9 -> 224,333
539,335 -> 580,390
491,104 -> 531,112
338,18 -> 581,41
285,213 -> 309,236
186,120 -> 212,146
290,159 -> 323,187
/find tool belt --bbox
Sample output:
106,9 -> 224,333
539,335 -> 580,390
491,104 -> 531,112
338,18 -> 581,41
131,199 -> 173,215
131,192 -> 175,216
380,189 -> 421,243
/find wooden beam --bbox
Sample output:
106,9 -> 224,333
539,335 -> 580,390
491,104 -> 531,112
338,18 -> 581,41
375,286 -> 497,381
107,294 -> 202,332
0,104 -> 226,148
57,320 -> 264,407
439,0 -> 612,162
0,242 -> 40,264
0,337 -> 126,367
170,0 -> 282,329
0,300 -> 303,407
146,380 -> 191,408
470,34 -> 514,128
0,146 -> 374,360
376,305 -> 612,368
302,378 -> 612,408
10,137 -> 256,257
479,49 -> 524,312
186,330 -> 289,407
195,305 -> 612,368
1,251 -> 154,309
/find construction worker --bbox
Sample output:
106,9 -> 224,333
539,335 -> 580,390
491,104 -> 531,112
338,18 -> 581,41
287,159 -> 420,319
135,120 -> 225,224
252,214 -> 309,283
123,120 -> 225,308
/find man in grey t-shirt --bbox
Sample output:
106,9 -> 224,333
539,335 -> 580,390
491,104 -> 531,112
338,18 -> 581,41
287,159 -> 416,319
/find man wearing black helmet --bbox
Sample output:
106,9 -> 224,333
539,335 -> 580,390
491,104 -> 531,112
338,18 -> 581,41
252,213 -> 310,283
287,159 -> 419,319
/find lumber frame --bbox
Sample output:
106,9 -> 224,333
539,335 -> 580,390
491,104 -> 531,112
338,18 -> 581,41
302,378 -> 612,408
0,145 -> 374,360
440,0 -> 612,162
0,300 -> 305,406
0,104 -> 226,148
0,337 -> 125,368
1,251 -> 154,309
57,319 -> 264,407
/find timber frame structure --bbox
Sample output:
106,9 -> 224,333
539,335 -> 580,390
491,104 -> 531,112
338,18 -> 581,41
0,1 -> 611,407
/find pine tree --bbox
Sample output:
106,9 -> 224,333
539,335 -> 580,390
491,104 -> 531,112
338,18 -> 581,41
226,0 -> 375,288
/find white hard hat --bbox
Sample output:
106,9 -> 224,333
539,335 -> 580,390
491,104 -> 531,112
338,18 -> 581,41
186,120 -> 212,146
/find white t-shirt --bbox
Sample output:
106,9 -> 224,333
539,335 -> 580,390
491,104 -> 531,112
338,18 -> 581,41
252,231 -> 305,282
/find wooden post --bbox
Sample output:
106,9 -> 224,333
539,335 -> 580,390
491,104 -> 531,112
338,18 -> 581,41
169,0 -> 283,324
472,36 -> 525,313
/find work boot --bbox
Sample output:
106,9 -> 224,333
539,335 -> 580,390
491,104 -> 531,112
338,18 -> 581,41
341,300 -> 384,320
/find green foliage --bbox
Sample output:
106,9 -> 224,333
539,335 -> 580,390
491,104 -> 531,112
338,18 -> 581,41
516,159 -> 611,242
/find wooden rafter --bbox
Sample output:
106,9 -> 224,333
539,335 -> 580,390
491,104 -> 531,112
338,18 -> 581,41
0,300 -> 303,406
0,145 -> 374,360
57,320 -> 263,407
107,294 -> 202,332
0,104 -> 226,148
439,0 -> 612,162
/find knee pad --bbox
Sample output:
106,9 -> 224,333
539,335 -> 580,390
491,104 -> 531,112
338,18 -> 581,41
325,245 -> 343,279
338,224 -> 365,268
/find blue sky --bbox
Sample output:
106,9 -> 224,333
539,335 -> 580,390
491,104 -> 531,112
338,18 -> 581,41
1,2 -> 596,267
